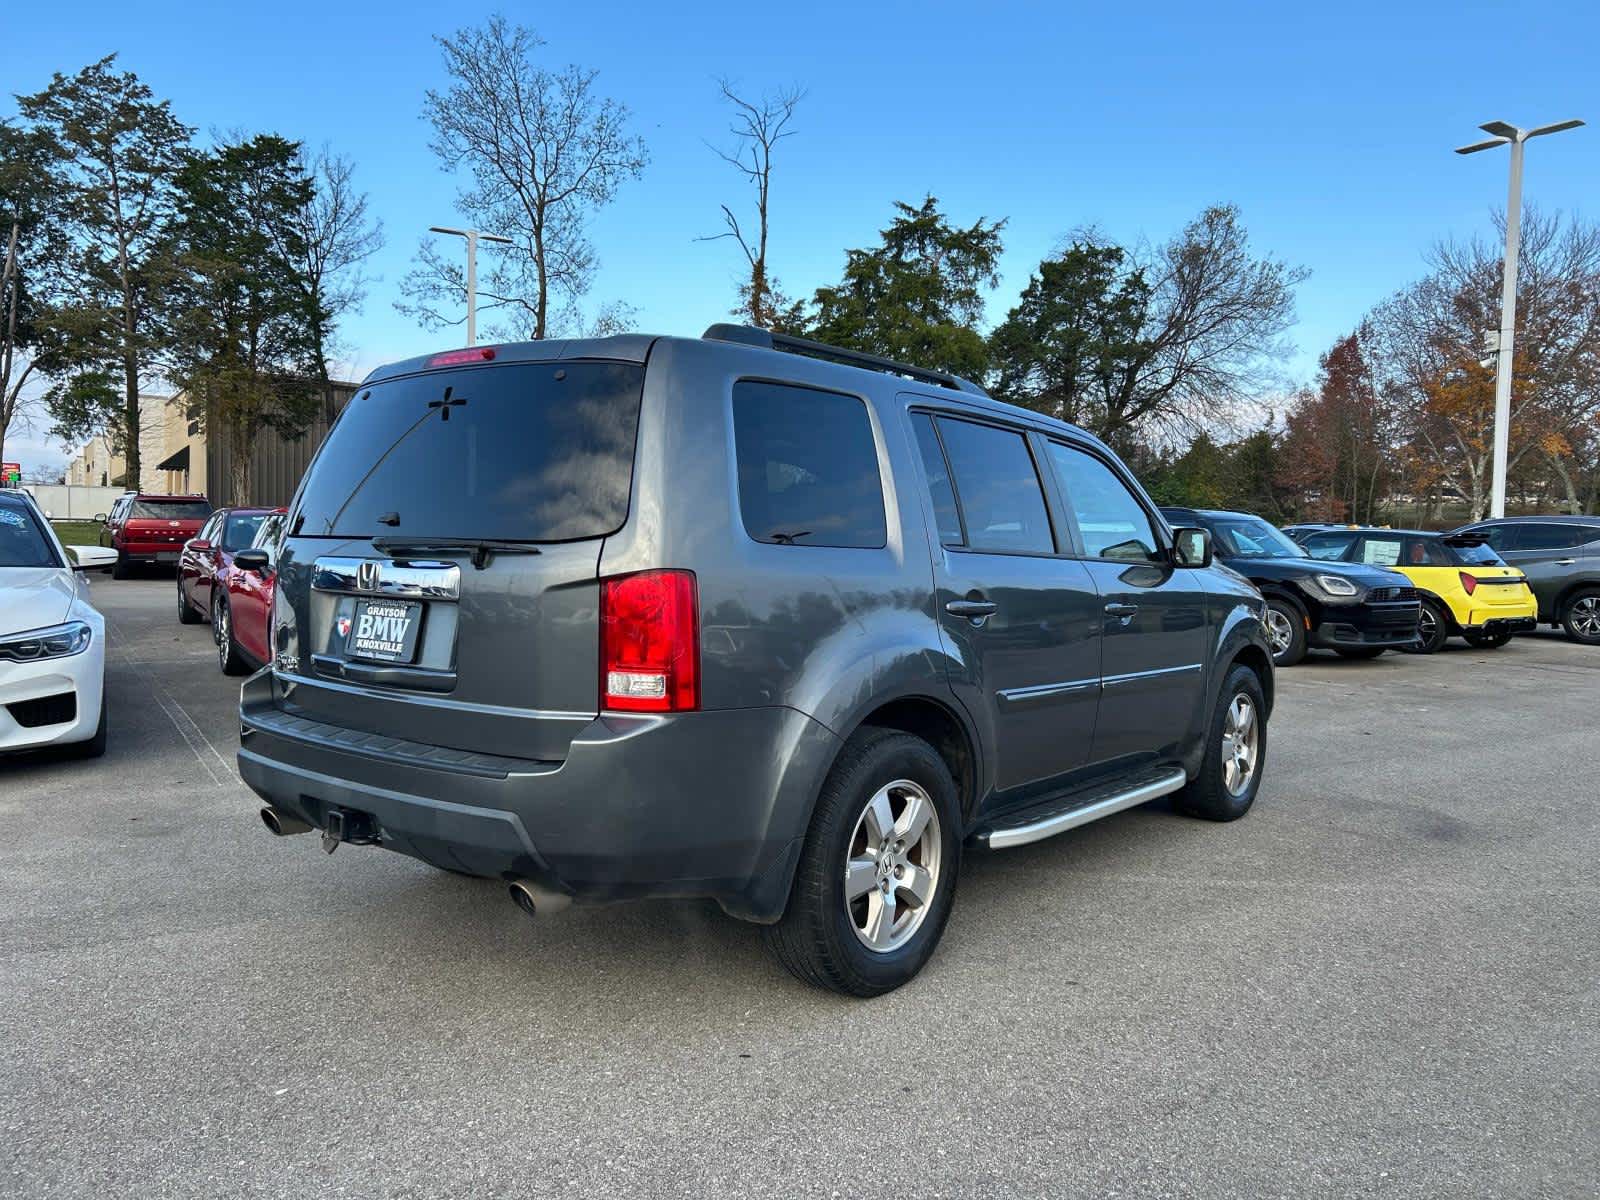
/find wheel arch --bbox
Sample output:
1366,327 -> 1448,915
848,693 -> 981,824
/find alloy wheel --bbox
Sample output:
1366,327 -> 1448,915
1221,694 -> 1259,797
844,779 -> 942,954
1572,595 -> 1600,639
1419,605 -> 1438,642
214,599 -> 230,668
1264,607 -> 1295,657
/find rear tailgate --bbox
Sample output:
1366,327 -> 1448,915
272,356 -> 645,763
1462,567 -> 1535,608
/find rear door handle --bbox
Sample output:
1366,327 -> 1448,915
1104,602 -> 1140,619
946,599 -> 998,619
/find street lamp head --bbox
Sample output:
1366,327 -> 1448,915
429,225 -> 468,238
1527,118 -> 1584,140
1479,120 -> 1521,139
1456,137 -> 1510,156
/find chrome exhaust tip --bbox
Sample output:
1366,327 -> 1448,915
508,879 -> 572,920
260,806 -> 313,837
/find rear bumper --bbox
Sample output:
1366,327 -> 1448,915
236,670 -> 841,922
118,541 -> 185,561
1467,614 -> 1537,634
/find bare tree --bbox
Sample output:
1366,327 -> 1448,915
283,146 -> 384,381
990,205 -> 1306,444
399,17 -> 647,340
700,79 -> 804,329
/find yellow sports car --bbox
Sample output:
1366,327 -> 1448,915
1300,527 -> 1537,653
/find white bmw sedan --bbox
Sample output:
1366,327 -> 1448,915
0,490 -> 117,758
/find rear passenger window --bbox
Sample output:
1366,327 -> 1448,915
732,381 -> 886,548
1516,523 -> 1591,550
1045,442 -> 1161,562
933,417 -> 1055,554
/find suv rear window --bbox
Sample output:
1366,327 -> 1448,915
732,381 -> 886,548
131,499 -> 212,519
293,362 -> 644,542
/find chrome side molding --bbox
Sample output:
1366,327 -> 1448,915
985,768 -> 1189,850
312,556 -> 461,601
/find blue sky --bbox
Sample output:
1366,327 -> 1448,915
4,0 -> 1597,473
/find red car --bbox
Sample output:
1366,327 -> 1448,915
211,509 -> 287,675
100,493 -> 213,578
177,506 -> 281,628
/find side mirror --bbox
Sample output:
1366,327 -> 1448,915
234,548 -> 271,575
68,545 -> 119,571
1171,527 -> 1213,568
93,513 -> 107,523
186,538 -> 213,553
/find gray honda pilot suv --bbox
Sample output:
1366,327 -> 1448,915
238,325 -> 1275,995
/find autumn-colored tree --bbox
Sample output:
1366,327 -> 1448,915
1364,209 -> 1600,518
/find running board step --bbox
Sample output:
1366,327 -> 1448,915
972,767 -> 1189,850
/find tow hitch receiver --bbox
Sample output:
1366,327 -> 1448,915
321,807 -> 379,855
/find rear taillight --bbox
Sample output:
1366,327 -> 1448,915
600,570 -> 699,712
1459,572 -> 1478,595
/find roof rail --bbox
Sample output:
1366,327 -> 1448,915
701,323 -> 989,397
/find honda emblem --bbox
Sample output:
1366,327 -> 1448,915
357,560 -> 381,592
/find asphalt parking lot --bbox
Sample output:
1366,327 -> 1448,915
3,577 -> 1597,1198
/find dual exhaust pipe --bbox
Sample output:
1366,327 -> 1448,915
258,806 -> 571,918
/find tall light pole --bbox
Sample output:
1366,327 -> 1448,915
428,226 -> 513,346
1455,118 -> 1583,517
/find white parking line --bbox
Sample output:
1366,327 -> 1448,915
106,626 -> 237,789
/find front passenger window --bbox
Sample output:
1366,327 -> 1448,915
1045,442 -> 1161,562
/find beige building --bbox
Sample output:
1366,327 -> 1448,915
64,394 -> 206,496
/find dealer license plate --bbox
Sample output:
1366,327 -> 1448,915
341,599 -> 423,664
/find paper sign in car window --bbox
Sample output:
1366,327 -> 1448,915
1363,539 -> 1401,566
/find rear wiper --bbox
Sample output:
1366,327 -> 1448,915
371,536 -> 542,570
767,529 -> 812,545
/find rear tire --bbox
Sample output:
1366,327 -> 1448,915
1264,597 -> 1307,667
1335,646 -> 1385,660
1463,627 -> 1514,649
213,593 -> 248,676
1175,664 -> 1266,822
764,727 -> 961,997
1402,599 -> 1449,654
177,580 -> 202,624
1561,589 -> 1600,645
111,551 -> 129,580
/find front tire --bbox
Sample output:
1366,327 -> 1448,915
1175,664 -> 1266,822
111,551 -> 130,580
1561,589 -> 1600,645
764,728 -> 961,997
1264,597 -> 1308,667
213,593 -> 248,676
